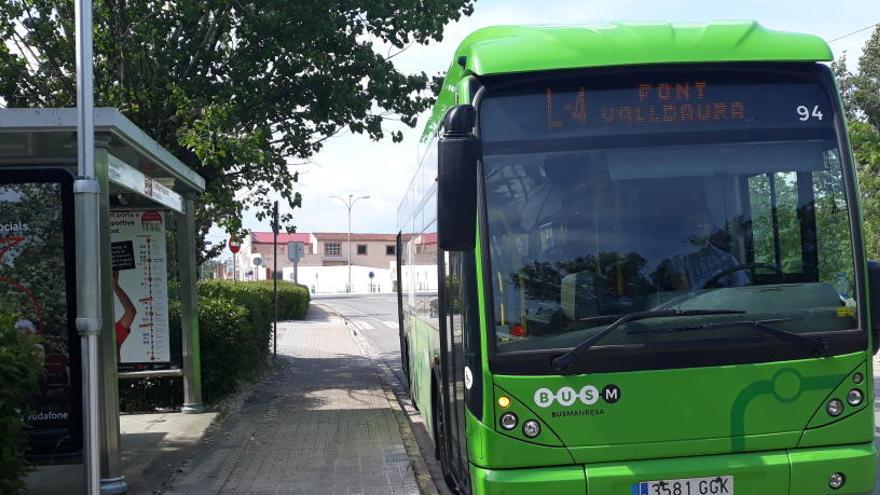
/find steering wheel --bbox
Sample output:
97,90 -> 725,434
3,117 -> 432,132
701,262 -> 783,289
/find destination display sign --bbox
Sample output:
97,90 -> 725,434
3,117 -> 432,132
480,74 -> 835,144
546,81 -> 746,128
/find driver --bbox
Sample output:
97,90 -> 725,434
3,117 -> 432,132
519,151 -> 598,261
667,209 -> 749,291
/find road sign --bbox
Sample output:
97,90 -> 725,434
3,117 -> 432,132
287,241 -> 305,262
228,236 -> 241,254
287,241 -> 304,284
253,257 -> 263,267
368,271 -> 375,279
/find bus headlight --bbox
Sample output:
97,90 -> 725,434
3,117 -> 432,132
522,420 -> 541,438
497,396 -> 511,409
847,389 -> 863,406
826,399 -> 843,417
500,412 -> 518,430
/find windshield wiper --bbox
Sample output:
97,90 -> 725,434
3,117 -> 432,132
658,317 -> 829,357
552,309 -> 745,373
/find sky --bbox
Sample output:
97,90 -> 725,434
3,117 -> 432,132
207,0 -> 880,253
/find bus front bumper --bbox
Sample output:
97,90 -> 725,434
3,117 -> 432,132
470,442 -> 876,495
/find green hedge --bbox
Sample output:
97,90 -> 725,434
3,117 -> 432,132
120,280 -> 310,411
0,311 -> 43,492
197,297 -> 253,402
198,280 -> 310,321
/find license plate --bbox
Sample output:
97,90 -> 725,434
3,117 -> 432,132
633,475 -> 733,495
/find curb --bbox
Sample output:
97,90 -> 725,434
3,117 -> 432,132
314,302 -> 442,495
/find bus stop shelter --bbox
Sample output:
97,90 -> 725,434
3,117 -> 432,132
0,108 -> 205,493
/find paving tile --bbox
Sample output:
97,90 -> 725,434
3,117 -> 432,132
168,305 -> 419,494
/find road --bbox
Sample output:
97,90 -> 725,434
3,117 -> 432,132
314,293 -> 405,385
316,293 -> 880,494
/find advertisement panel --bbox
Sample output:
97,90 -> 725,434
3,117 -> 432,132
109,211 -> 171,370
0,168 -> 81,459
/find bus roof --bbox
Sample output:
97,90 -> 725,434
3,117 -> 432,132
422,21 -> 832,141
456,21 -> 830,76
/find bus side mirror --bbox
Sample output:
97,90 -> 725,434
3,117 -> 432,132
437,104 -> 479,252
869,260 -> 880,353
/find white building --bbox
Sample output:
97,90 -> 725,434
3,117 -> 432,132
230,231 -> 401,293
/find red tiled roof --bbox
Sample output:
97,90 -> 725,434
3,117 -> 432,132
400,232 -> 437,244
251,232 -> 311,244
314,232 -> 397,242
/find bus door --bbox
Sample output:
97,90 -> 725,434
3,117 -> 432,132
439,250 -> 471,489
396,232 -> 408,384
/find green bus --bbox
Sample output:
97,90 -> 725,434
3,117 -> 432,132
396,22 -> 880,495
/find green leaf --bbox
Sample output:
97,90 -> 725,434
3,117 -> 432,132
0,0 -> 475,261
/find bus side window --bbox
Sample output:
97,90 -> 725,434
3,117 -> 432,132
747,172 -> 804,275
812,153 -> 856,284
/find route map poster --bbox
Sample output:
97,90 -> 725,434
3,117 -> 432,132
0,169 -> 81,458
110,211 -> 171,370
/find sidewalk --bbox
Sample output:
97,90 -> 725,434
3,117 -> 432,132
24,411 -> 217,494
166,305 -> 421,494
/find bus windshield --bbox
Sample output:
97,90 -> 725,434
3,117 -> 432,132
480,67 -> 858,358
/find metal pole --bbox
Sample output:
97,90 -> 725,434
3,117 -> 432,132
347,194 -> 352,293
273,201 -> 279,359
232,254 -> 236,283
330,194 -> 368,294
74,1 -> 101,493
180,194 -> 204,413
95,140 -> 126,494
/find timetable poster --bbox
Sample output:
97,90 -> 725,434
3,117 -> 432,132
0,170 -> 81,458
109,211 -> 171,369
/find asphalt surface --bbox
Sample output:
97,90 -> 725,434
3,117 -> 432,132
316,293 -> 880,494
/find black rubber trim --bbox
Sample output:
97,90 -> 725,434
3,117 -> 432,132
491,330 -> 866,375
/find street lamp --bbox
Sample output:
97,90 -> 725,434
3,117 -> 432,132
330,194 -> 370,293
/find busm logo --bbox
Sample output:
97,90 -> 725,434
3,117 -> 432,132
534,384 -> 621,408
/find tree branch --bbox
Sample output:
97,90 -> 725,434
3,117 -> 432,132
8,25 -> 41,72
180,7 -> 228,82
5,33 -> 50,105
386,42 -> 414,60
20,4 -> 75,97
